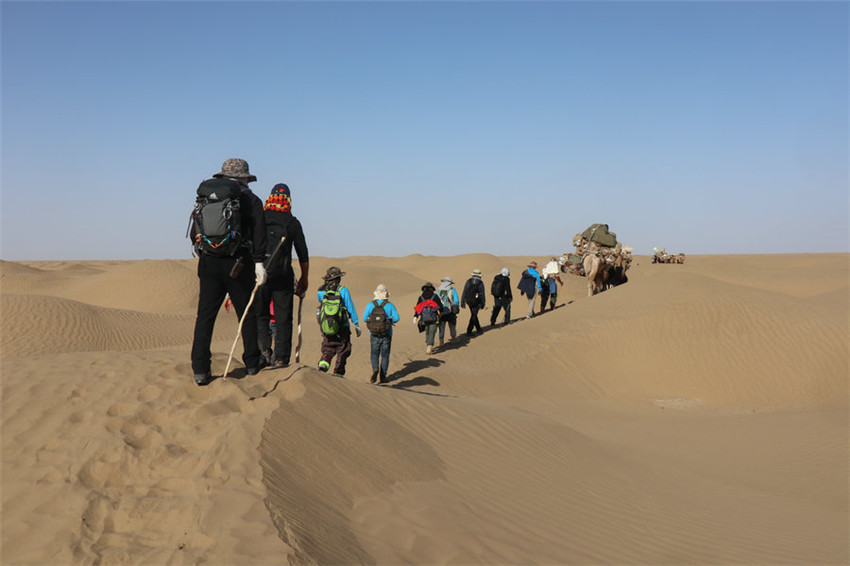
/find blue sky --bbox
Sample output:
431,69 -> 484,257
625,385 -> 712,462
2,1 -> 847,260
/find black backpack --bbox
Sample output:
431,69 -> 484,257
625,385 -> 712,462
189,178 -> 243,257
491,275 -> 507,299
468,279 -> 484,307
265,221 -> 290,276
366,300 -> 391,336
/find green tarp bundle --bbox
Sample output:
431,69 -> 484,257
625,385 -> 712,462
581,223 -> 617,248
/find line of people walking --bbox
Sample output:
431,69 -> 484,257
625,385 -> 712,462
189,157 -> 564,387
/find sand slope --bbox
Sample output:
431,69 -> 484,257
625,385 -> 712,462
1,253 -> 847,565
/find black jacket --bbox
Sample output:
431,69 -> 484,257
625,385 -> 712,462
461,277 -> 486,309
264,209 -> 309,284
491,274 -> 513,301
239,186 -> 268,263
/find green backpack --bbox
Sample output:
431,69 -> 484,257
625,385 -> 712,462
318,289 -> 346,335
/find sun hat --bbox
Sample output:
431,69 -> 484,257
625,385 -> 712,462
323,266 -> 346,281
471,269 -> 482,277
374,284 -> 389,300
212,158 -> 257,182
528,261 -> 538,269
441,276 -> 454,284
421,281 -> 435,291
501,267 -> 510,277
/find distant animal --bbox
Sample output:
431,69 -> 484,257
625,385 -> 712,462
583,253 -> 629,297
583,253 -> 604,297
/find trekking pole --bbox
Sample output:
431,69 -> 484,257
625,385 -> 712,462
223,236 -> 286,380
294,292 -> 304,363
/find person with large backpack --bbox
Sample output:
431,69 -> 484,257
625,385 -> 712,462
316,266 -> 361,377
362,284 -> 400,384
460,269 -> 486,337
189,158 -> 268,386
253,183 -> 309,369
414,282 -> 442,355
489,268 -> 513,326
517,260 -> 543,319
435,276 -> 460,347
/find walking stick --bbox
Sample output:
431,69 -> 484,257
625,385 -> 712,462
222,236 -> 286,380
295,292 -> 304,363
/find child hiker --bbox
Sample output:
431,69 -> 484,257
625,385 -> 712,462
414,282 -> 442,355
363,284 -> 400,384
316,266 -> 361,377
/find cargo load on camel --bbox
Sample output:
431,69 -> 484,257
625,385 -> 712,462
561,223 -> 633,296
561,223 -> 633,277
652,247 -> 686,264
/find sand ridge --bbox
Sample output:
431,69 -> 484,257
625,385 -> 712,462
1,253 -> 847,564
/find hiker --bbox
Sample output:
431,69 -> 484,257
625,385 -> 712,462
190,158 -> 268,386
460,269 -> 486,336
363,284 -> 400,384
490,268 -> 512,326
540,257 -> 563,312
517,261 -> 542,319
435,276 -> 460,347
254,183 -> 309,369
414,282 -> 442,355
316,266 -> 361,377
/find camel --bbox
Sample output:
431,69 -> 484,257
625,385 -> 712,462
583,252 -> 629,297
583,253 -> 604,297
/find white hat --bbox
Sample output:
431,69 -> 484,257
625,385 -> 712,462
373,284 -> 389,300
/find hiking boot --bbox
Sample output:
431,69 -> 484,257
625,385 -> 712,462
370,369 -> 379,383
246,357 -> 268,376
262,349 -> 273,364
333,372 -> 345,378
194,372 -> 212,386
273,359 -> 289,369
318,360 -> 330,372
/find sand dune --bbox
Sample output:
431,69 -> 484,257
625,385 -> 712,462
2,253 -> 847,565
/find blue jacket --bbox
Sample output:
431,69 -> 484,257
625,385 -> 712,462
317,286 -> 360,328
362,299 -> 401,336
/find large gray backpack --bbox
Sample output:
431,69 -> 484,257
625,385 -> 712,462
189,178 -> 243,257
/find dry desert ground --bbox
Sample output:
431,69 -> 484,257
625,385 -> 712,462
1,253 -> 847,565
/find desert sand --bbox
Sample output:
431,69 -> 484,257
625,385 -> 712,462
1,253 -> 847,565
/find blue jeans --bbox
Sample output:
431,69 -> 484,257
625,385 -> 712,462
370,334 -> 392,379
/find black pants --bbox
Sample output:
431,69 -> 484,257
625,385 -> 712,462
466,306 -> 482,335
320,326 -> 352,375
490,298 -> 511,325
254,276 -> 295,364
539,285 -> 551,312
191,254 -> 262,375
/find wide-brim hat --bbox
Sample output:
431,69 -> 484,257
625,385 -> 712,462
212,158 -> 257,183
323,266 -> 346,281
374,284 -> 389,300
421,281 -> 435,291
528,261 -> 538,269
471,269 -> 482,277
441,276 -> 454,284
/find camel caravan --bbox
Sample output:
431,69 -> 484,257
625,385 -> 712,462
560,223 -> 633,297
652,247 -> 686,264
